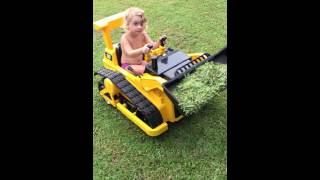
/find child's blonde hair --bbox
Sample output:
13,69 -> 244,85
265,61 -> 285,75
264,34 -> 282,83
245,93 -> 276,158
122,7 -> 148,31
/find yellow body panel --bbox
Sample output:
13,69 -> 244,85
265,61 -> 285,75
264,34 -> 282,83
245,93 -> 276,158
94,12 -> 206,136
188,53 -> 205,60
99,78 -> 120,107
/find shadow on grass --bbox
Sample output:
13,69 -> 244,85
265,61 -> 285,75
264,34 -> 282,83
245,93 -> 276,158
145,93 -> 227,150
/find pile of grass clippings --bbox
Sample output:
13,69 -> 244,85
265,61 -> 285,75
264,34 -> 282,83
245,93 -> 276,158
170,61 -> 227,116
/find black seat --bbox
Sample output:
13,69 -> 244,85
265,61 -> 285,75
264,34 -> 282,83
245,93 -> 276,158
115,43 -> 122,66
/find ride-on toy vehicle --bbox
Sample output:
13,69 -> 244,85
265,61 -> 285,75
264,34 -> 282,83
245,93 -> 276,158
94,12 -> 227,136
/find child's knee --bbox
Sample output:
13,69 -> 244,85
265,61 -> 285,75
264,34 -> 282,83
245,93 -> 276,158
141,61 -> 148,66
127,65 -> 145,75
135,68 -> 144,75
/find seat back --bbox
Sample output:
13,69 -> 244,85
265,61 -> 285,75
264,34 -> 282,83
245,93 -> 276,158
115,43 -> 122,66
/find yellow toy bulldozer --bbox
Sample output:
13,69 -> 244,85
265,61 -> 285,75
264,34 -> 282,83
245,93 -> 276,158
94,12 -> 227,136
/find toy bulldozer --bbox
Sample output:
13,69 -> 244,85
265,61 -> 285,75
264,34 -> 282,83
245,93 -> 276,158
94,12 -> 227,136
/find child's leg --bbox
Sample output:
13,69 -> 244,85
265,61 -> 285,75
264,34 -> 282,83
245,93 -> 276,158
127,65 -> 145,75
133,61 -> 149,74
140,61 -> 149,66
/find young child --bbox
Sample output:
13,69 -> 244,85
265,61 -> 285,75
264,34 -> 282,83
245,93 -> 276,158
120,7 -> 165,75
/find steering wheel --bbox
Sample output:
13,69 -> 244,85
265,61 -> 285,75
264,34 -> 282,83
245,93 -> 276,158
144,35 -> 167,63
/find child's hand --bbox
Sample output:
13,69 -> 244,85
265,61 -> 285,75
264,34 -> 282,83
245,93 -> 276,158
159,35 -> 167,46
141,44 -> 153,54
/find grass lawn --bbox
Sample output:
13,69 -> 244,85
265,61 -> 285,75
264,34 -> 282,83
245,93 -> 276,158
93,0 -> 227,179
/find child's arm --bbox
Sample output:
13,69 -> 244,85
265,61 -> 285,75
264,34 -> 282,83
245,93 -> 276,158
143,32 -> 160,49
121,36 -> 149,57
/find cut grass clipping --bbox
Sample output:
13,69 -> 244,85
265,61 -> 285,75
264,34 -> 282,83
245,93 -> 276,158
170,61 -> 227,116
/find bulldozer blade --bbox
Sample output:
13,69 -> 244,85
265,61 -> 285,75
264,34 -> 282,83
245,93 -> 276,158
207,46 -> 227,64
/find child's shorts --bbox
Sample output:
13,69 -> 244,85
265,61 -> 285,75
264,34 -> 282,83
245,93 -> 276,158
121,63 -> 129,69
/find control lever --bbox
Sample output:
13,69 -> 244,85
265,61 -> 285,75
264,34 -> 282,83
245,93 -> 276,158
159,35 -> 167,46
151,56 -> 158,71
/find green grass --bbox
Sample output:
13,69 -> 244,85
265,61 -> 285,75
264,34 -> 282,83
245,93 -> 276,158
93,0 -> 227,179
171,61 -> 227,116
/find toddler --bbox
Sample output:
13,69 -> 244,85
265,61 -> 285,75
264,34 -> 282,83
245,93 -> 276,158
120,7 -> 165,75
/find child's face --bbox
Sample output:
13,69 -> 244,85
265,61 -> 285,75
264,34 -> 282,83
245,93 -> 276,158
128,15 -> 145,34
